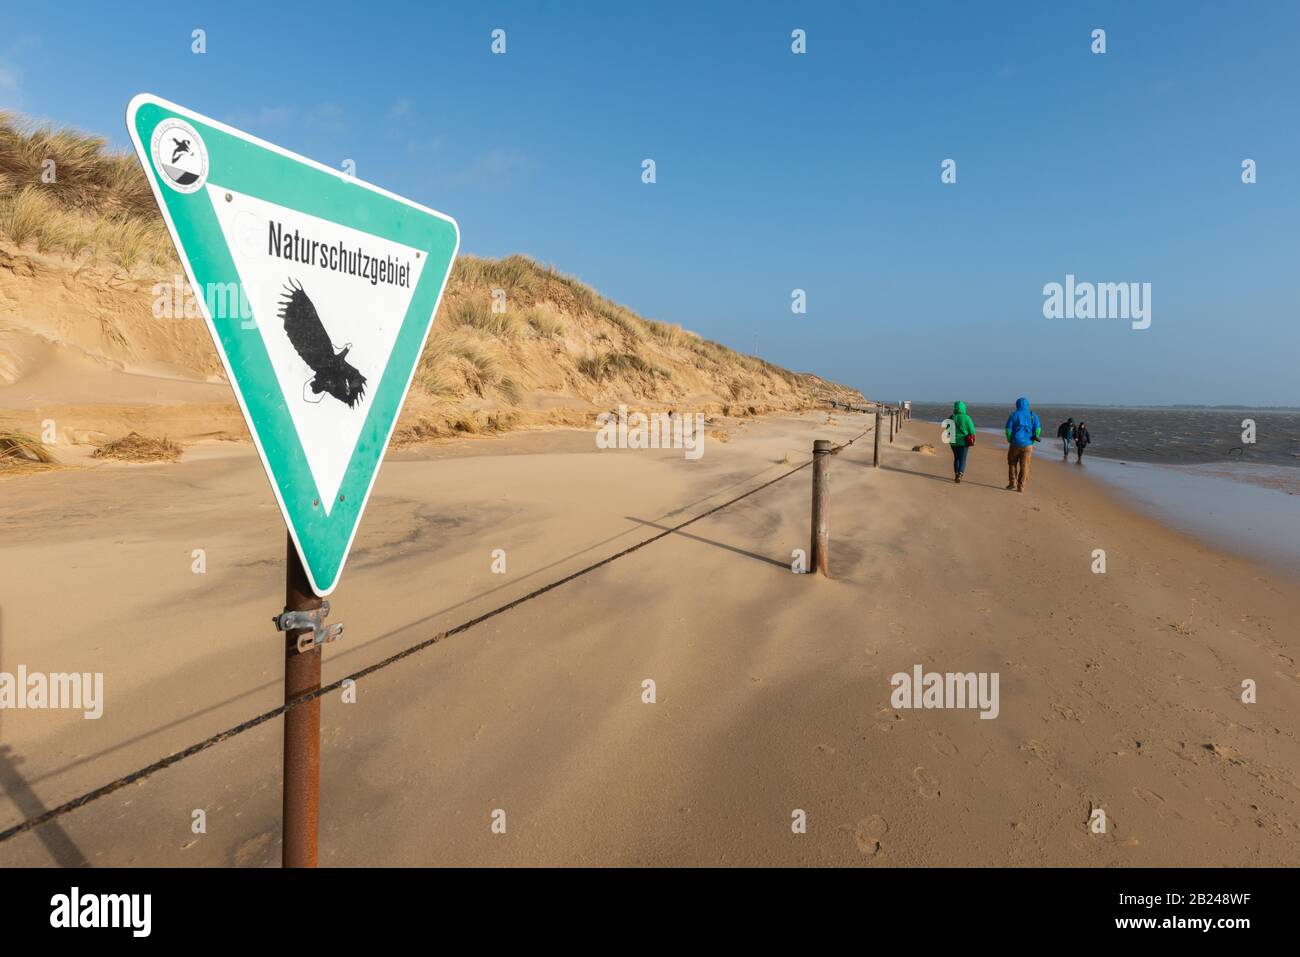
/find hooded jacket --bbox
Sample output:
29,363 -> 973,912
1004,397 -> 1042,448
950,401 -> 975,446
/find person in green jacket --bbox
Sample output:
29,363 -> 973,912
948,401 -> 976,483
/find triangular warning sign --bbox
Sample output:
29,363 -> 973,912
127,94 -> 459,595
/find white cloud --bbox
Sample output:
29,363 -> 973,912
224,104 -> 344,136
226,105 -> 293,130
0,35 -> 40,104
0,58 -> 22,101
451,148 -> 533,188
302,103 -> 345,134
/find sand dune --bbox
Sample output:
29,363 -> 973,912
1,111 -> 860,454
0,237 -> 861,454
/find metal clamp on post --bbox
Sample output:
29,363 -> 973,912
273,600 -> 345,654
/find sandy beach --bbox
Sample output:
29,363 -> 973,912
2,413 -> 1297,866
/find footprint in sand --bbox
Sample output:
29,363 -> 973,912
1133,786 -> 1183,820
929,731 -> 958,758
912,766 -> 941,799
231,829 -> 276,867
1050,703 -> 1082,723
1109,733 -> 1145,757
1203,742 -> 1247,766
1164,740 -> 1202,766
1205,798 -> 1241,828
1021,739 -> 1054,765
853,815 -> 890,857
874,706 -> 902,733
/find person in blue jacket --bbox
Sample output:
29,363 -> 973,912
1003,396 -> 1042,492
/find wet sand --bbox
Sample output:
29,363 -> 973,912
1072,457 -> 1300,577
1,413 -> 1298,866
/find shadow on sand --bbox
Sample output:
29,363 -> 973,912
27,459 -> 800,791
623,517 -> 790,570
0,744 -> 90,866
876,462 -> 1007,492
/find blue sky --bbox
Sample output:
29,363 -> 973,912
4,1 -> 1297,405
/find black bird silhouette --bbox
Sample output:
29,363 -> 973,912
277,280 -> 367,408
170,137 -> 191,164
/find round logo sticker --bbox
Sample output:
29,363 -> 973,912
150,119 -> 208,193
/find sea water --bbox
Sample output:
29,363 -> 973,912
909,403 -> 1300,575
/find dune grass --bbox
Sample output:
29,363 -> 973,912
0,112 -> 175,269
0,431 -> 58,465
728,376 -> 759,400
524,303 -> 565,338
577,351 -> 665,383
454,340 -> 502,395
0,186 -> 49,247
448,299 -> 524,338
647,319 -> 687,347
414,326 -> 525,404
0,112 -> 155,216
452,254 -> 544,301
595,301 -> 648,342
92,432 -> 182,462
426,254 -> 851,408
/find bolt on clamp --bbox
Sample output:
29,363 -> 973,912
273,600 -> 345,654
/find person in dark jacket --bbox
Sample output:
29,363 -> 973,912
1056,417 -> 1075,460
948,401 -> 976,483
1073,421 -> 1091,462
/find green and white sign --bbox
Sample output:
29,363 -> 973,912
127,94 -> 459,596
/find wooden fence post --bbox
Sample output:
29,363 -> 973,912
810,439 -> 831,576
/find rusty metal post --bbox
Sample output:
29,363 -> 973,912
283,534 -> 321,868
810,439 -> 831,576
874,410 -> 882,467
